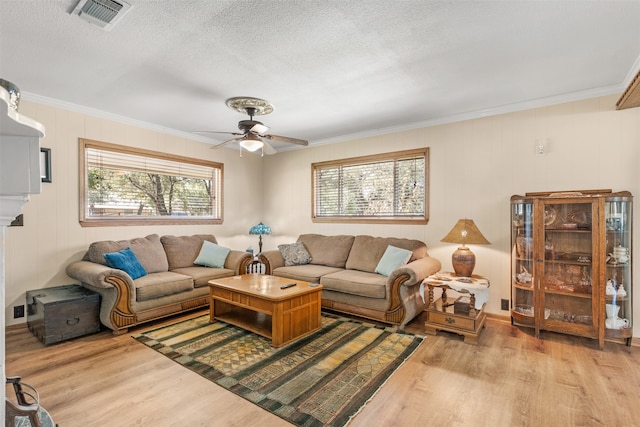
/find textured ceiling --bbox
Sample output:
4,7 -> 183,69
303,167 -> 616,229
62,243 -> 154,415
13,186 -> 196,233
1,1 -> 639,151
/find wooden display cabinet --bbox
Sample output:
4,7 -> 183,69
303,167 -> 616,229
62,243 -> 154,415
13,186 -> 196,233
511,190 -> 633,349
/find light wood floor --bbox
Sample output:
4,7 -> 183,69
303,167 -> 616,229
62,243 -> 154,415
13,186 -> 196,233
6,310 -> 640,427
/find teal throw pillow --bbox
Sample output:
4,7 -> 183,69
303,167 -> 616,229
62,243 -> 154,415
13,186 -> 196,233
194,240 -> 231,268
375,245 -> 413,276
103,247 -> 147,280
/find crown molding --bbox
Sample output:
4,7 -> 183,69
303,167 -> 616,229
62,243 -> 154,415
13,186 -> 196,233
22,80 -> 629,152
308,83 -> 626,148
20,92 -> 215,144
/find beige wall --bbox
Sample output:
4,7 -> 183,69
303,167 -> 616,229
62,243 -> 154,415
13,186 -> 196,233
5,95 -> 640,340
4,101 -> 263,326
262,95 -> 640,337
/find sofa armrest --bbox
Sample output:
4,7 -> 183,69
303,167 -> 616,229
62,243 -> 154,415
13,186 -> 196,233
225,250 -> 253,274
258,250 -> 284,274
388,256 -> 442,287
383,256 -> 441,327
67,260 -> 139,334
66,260 -> 134,289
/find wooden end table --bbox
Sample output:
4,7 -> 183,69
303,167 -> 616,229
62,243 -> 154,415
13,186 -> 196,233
208,274 -> 322,347
423,272 -> 490,345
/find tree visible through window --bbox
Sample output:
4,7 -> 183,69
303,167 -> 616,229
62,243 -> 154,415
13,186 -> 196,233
80,139 -> 223,226
312,148 -> 429,224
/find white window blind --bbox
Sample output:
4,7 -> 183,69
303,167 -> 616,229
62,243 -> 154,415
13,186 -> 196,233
80,139 -> 223,225
313,149 -> 428,223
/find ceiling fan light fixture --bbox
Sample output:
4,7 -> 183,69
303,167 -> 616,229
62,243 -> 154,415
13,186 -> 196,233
239,134 -> 264,152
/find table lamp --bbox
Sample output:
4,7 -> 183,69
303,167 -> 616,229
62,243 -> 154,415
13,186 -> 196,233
441,219 -> 490,277
249,222 -> 271,253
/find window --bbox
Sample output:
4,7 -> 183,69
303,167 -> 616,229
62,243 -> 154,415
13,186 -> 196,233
312,148 -> 429,224
79,139 -> 223,226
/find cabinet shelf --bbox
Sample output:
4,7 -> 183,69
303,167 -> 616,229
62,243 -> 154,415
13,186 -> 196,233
511,310 -> 535,325
513,283 -> 533,291
606,263 -> 630,268
605,295 -> 629,302
545,259 -> 592,266
543,288 -> 592,299
545,228 -> 592,233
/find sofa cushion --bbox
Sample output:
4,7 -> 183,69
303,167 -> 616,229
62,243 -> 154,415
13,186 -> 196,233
103,247 -> 147,280
320,270 -> 387,299
161,235 -> 218,270
272,264 -> 343,284
278,242 -> 312,266
84,234 -> 168,274
194,241 -> 230,268
134,271 -> 194,302
345,235 -> 427,273
297,234 -> 355,268
375,245 -> 413,276
171,266 -> 235,287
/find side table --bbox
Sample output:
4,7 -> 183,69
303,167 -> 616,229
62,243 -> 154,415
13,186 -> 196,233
423,272 -> 490,345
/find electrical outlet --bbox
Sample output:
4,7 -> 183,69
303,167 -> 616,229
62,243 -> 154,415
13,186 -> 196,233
501,299 -> 509,311
14,305 -> 25,318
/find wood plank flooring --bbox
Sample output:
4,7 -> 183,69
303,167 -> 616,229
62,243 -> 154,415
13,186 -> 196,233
6,310 -> 640,426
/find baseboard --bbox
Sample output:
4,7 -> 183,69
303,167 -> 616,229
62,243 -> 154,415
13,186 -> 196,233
485,312 -> 511,323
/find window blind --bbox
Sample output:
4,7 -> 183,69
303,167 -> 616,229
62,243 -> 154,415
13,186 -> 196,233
81,140 -> 222,223
313,149 -> 427,222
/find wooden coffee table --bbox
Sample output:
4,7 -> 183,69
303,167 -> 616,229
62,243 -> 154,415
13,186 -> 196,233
208,274 -> 322,347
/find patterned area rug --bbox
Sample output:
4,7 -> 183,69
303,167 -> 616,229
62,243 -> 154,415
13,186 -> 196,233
133,314 -> 423,427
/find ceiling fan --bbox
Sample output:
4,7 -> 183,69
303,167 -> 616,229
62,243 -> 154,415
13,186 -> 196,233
193,97 -> 308,155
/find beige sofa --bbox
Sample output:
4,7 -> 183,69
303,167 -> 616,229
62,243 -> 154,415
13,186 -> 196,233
66,234 -> 252,334
259,234 -> 441,327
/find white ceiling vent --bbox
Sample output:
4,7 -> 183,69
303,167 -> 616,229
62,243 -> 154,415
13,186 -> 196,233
71,0 -> 132,31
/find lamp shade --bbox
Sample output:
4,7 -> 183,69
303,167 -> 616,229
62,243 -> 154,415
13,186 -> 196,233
249,222 -> 271,254
239,134 -> 264,152
441,219 -> 490,245
249,222 -> 271,235
441,219 -> 490,277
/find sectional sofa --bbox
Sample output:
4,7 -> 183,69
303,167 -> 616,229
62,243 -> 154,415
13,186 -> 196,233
259,234 -> 441,327
66,234 -> 252,334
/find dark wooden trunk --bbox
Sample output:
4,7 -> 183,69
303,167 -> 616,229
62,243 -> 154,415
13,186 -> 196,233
27,284 -> 100,345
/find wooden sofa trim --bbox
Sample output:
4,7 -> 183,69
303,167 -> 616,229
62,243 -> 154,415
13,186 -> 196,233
101,257 -> 255,335
321,272 -> 409,325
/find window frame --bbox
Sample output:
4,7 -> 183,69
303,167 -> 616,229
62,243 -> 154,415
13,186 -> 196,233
79,138 -> 224,227
311,148 -> 429,224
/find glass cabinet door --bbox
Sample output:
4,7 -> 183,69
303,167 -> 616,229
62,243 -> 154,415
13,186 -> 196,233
511,197 -> 535,326
604,196 -> 633,345
537,199 -> 599,338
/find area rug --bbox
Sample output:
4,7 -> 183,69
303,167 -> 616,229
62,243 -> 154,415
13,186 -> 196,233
133,314 -> 423,427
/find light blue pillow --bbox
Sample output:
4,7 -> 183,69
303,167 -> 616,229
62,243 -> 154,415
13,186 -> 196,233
375,245 -> 413,276
194,240 -> 231,268
103,247 -> 147,280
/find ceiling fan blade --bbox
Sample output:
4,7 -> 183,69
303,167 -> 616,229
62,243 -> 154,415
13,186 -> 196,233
263,134 -> 309,146
262,140 -> 278,155
250,123 -> 269,134
209,136 -> 244,149
192,130 -> 244,136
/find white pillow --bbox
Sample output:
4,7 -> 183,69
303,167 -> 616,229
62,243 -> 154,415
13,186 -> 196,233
194,241 -> 231,268
375,245 -> 413,276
